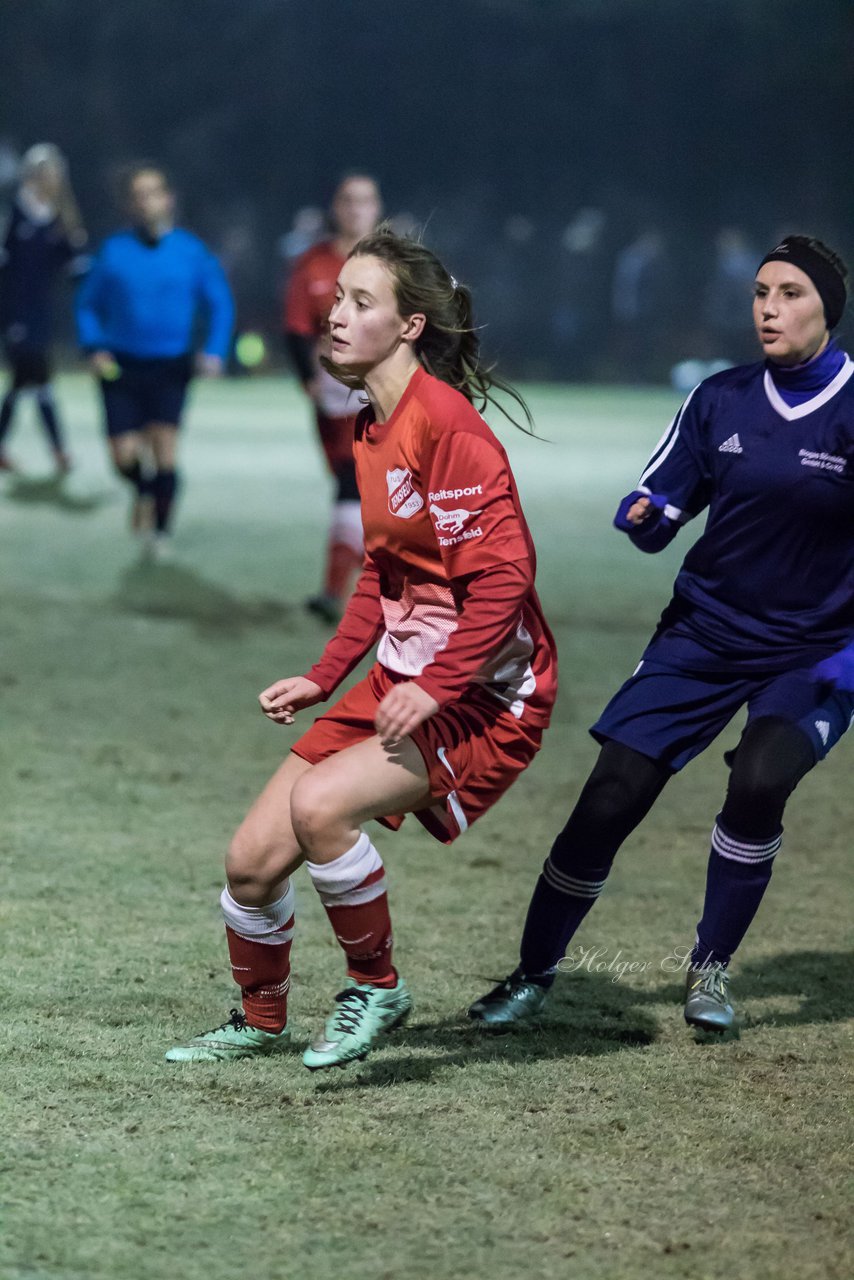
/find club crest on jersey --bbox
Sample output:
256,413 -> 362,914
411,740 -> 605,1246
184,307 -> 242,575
386,467 -> 424,519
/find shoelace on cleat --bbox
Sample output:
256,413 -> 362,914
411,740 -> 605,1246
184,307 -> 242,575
196,1008 -> 247,1037
691,969 -> 730,1002
499,976 -> 533,1000
331,987 -> 373,1034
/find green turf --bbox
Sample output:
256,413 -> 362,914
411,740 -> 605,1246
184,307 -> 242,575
1,375 -> 851,1280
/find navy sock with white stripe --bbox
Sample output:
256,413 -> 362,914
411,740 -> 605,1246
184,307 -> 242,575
519,854 -> 612,987
518,742 -> 670,987
691,817 -> 781,969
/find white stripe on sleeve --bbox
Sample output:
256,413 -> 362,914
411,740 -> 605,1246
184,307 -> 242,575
638,383 -> 700,488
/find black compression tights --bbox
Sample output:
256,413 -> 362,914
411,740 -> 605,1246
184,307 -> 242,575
518,720 -> 815,980
719,716 -> 815,839
548,740 -> 671,871
552,717 -> 815,870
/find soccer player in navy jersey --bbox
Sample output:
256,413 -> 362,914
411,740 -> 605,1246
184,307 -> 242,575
76,165 -> 234,554
470,235 -> 853,1034
0,144 -> 88,474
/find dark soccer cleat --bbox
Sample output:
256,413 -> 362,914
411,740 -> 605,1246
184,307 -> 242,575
684,964 -> 735,1033
468,971 -> 549,1027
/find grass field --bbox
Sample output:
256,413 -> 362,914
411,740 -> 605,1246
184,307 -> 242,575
1,374 -> 851,1280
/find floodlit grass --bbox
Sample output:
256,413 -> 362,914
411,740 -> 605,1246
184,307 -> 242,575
1,374 -> 851,1280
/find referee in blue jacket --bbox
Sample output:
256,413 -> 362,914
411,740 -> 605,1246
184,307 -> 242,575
76,165 -> 234,552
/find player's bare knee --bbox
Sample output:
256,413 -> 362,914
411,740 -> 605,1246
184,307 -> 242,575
226,828 -> 277,894
111,452 -> 133,476
289,771 -> 347,850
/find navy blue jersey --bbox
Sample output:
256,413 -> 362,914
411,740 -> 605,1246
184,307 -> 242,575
76,228 -> 234,361
633,354 -> 854,667
0,197 -> 84,349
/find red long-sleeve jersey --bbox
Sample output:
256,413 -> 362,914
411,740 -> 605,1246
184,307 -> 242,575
306,367 -> 557,728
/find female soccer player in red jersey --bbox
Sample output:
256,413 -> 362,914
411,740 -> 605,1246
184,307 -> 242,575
168,228 -> 558,1070
284,173 -> 382,622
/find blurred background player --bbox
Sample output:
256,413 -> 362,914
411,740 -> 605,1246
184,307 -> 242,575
0,144 -> 88,474
470,235 -> 853,1035
76,164 -> 234,554
283,172 -> 382,621
167,228 -> 557,1070
702,227 -> 760,365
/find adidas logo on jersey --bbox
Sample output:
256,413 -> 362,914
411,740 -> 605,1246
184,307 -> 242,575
815,719 -> 830,746
718,434 -> 743,454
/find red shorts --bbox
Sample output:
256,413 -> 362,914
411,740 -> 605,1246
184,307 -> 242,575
292,663 -> 544,844
315,410 -> 357,475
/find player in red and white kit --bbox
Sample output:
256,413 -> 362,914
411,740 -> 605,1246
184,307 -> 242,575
284,173 -> 382,621
167,227 -> 557,1071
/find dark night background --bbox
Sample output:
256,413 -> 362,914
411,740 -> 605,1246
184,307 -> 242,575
2,0 -> 852,379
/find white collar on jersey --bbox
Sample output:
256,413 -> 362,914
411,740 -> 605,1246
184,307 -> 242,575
763,356 -> 854,421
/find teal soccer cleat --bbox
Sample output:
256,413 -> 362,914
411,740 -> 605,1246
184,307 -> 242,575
468,971 -> 549,1027
165,1008 -> 291,1062
303,978 -> 412,1071
684,965 -> 735,1033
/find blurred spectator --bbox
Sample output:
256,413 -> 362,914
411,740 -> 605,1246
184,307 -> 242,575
550,207 -> 609,380
478,215 -> 545,376
215,203 -> 267,336
0,140 -> 20,196
277,205 -> 325,269
702,227 -> 758,363
611,228 -> 677,381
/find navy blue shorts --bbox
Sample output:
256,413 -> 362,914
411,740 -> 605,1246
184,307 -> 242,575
592,633 -> 854,772
100,353 -> 193,437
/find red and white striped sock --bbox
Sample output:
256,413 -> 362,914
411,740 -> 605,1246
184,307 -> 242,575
307,833 -> 396,987
221,883 -> 295,1032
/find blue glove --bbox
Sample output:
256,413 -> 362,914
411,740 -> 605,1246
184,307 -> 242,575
811,644 -> 854,693
613,489 -> 669,532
